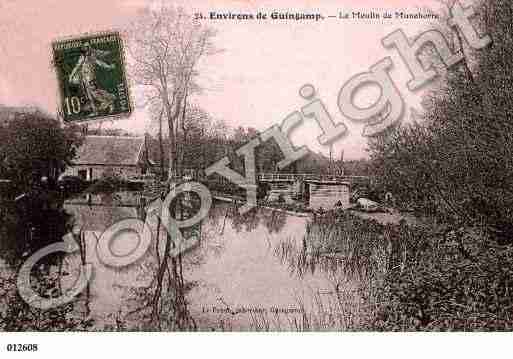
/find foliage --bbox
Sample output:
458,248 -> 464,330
86,127 -> 137,137
259,199 -> 312,214
375,224 -> 513,330
369,0 -> 513,234
343,159 -> 375,177
303,209 -> 513,330
147,116 -> 339,187
0,107 -> 82,192
0,262 -> 94,331
0,196 -> 72,267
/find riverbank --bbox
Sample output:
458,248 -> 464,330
212,194 -> 311,218
212,191 -> 416,224
299,209 -> 513,330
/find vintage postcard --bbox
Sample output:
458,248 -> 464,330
0,0 -> 509,357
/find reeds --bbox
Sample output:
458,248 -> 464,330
269,210 -> 392,330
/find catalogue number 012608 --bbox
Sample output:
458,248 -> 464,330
6,344 -> 38,352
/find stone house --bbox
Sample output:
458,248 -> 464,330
62,135 -> 152,181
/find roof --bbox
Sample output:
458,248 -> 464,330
72,135 -> 145,166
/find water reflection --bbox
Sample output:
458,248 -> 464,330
1,192 -> 360,331
211,202 -> 288,235
0,193 -> 97,331
187,202 -> 347,331
69,191 -> 144,208
0,197 -> 72,265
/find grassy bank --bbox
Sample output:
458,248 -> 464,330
282,209 -> 513,331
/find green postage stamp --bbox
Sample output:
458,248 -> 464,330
52,32 -> 131,123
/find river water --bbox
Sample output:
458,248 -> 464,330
5,191 -> 365,331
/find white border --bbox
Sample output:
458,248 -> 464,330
0,333 -> 510,359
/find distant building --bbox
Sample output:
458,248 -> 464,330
303,180 -> 351,210
62,135 -> 152,181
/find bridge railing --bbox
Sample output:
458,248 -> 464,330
257,173 -> 372,183
258,173 -> 316,181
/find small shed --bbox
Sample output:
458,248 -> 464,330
303,180 -> 350,210
266,181 -> 295,203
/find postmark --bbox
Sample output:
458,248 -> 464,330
52,32 -> 131,123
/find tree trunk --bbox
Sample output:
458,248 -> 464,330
179,91 -> 189,178
167,116 -> 176,180
158,108 -> 165,180
164,94 -> 180,181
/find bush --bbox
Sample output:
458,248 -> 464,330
375,225 -> 513,331
304,211 -> 513,330
259,199 -> 311,213
369,0 -> 513,234
85,175 -> 138,194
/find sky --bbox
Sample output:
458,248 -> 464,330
0,0 -> 449,160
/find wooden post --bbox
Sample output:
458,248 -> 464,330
73,226 -> 90,316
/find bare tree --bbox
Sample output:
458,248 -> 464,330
127,5 -> 217,180
125,5 -> 218,330
145,99 -> 166,179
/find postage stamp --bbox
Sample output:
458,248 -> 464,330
52,32 -> 131,123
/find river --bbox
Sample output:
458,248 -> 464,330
55,191 -> 366,331
0,191 -> 369,331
